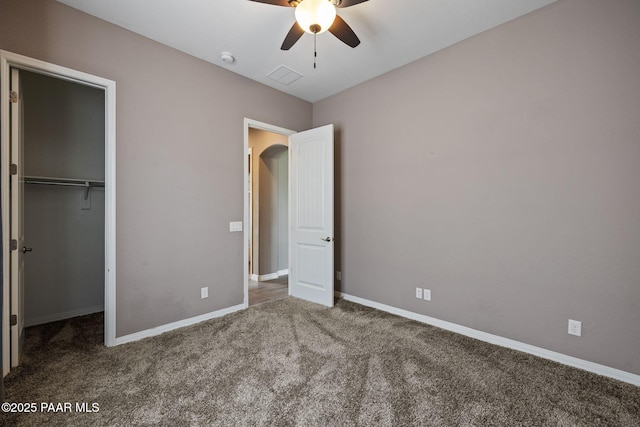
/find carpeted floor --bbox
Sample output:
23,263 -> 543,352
2,298 -> 639,426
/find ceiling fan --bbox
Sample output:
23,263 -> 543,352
248,0 -> 369,50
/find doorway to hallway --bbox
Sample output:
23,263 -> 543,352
247,127 -> 290,306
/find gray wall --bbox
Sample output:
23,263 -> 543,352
259,146 -> 288,275
0,0 -> 312,336
313,0 -> 640,375
276,149 -> 288,272
22,70 -> 105,325
248,129 -> 289,277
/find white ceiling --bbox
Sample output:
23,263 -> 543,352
56,0 -> 557,103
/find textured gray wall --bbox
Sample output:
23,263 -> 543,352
21,70 -> 105,325
0,0 -> 312,336
313,0 -> 640,375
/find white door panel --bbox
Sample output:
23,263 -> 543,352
289,124 -> 334,307
10,67 -> 25,367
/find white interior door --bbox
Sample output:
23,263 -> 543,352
10,67 -> 25,367
289,124 -> 334,307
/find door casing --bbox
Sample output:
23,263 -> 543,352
248,147 -> 253,278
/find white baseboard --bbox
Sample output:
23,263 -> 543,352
249,268 -> 289,282
114,304 -> 245,346
252,270 -> 288,282
25,305 -> 104,328
335,291 -> 640,387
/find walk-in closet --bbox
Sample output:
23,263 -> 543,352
21,70 -> 105,328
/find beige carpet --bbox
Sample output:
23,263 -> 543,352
2,298 -> 639,426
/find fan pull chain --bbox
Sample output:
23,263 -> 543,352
314,33 -> 317,69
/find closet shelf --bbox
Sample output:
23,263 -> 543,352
24,176 -> 105,199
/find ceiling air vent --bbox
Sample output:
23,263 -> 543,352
267,66 -> 303,86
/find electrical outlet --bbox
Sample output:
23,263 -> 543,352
201,287 -> 208,299
336,271 -> 341,281
568,319 -> 581,337
423,289 -> 431,301
415,287 -> 423,299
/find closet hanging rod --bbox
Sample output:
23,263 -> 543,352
24,176 -> 105,187
24,176 -> 104,200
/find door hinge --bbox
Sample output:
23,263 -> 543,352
10,91 -> 18,103
10,163 -> 18,175
10,239 -> 17,251
10,314 -> 17,326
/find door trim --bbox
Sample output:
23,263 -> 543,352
1,50 -> 117,375
247,147 -> 253,278
243,119 -> 295,307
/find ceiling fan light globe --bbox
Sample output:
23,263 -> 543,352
295,0 -> 336,34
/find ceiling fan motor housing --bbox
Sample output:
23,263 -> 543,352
289,0 -> 343,5
295,0 -> 337,34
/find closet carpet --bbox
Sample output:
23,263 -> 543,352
2,298 -> 639,426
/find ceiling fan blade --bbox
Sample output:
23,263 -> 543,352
328,15 -> 360,48
336,0 -> 369,7
248,0 -> 292,7
281,22 -> 305,50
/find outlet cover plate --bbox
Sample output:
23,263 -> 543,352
201,287 -> 209,299
423,289 -> 431,301
568,319 -> 581,336
415,287 -> 423,299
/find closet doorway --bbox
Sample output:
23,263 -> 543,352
245,122 -> 294,306
1,51 -> 116,374
21,70 -> 105,326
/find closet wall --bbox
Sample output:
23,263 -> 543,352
22,70 -> 105,326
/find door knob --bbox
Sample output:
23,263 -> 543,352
22,246 -> 32,254
321,237 -> 334,242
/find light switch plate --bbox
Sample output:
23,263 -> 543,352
229,221 -> 243,232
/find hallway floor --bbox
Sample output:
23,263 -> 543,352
248,276 -> 288,306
